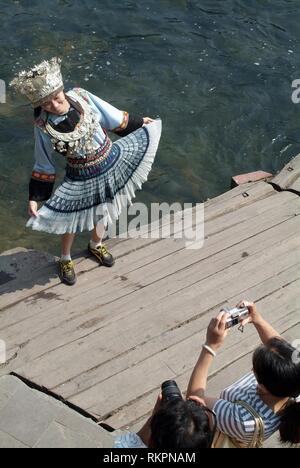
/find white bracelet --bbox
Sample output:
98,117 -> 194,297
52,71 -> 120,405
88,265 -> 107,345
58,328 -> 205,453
202,344 -> 217,357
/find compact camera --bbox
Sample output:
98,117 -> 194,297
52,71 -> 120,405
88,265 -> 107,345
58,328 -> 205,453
222,306 -> 250,329
161,380 -> 183,402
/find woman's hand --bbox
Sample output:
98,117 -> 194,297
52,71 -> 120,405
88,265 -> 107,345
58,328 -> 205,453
187,395 -> 206,407
205,311 -> 229,352
137,393 -> 162,447
187,313 -> 229,399
28,200 -> 38,217
237,300 -> 281,344
237,300 -> 262,326
143,117 -> 154,125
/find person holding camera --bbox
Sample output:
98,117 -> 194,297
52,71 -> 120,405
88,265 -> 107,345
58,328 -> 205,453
114,385 -> 215,449
187,301 -> 300,448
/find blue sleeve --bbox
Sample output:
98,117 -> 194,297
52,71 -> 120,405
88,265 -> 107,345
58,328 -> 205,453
33,126 -> 56,175
81,88 -> 129,131
29,127 -> 56,201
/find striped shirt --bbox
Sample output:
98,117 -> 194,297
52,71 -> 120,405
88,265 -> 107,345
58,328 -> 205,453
213,372 -> 281,443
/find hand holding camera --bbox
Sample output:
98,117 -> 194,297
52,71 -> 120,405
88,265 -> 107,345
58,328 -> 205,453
205,311 -> 229,352
222,306 -> 249,330
235,300 -> 262,326
204,301 -> 260,354
220,300 -> 261,332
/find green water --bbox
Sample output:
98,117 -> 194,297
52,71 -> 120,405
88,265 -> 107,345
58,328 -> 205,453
1,0 -> 300,256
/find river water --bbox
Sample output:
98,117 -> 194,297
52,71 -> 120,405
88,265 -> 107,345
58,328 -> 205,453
0,0 -> 300,255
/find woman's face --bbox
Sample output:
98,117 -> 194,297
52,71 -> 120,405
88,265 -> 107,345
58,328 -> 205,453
41,90 -> 69,115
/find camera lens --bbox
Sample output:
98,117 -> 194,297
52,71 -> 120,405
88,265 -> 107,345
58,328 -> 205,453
161,380 -> 183,402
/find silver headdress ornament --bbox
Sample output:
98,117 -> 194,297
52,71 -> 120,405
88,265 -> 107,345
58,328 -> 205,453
9,57 -> 64,107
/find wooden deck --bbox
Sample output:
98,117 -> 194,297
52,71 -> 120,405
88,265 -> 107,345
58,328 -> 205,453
0,155 -> 300,447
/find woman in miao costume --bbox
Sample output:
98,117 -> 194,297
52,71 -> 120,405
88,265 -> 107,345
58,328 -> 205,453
10,57 -> 162,285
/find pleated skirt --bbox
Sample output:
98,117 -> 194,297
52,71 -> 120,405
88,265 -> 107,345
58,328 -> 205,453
26,119 -> 162,234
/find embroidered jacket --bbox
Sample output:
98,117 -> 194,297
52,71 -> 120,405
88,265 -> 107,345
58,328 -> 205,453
29,87 -> 143,201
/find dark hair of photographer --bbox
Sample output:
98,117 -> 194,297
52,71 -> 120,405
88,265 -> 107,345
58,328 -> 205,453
149,399 -> 213,449
253,337 -> 300,445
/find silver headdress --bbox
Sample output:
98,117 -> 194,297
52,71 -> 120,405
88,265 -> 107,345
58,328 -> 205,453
9,57 -> 64,107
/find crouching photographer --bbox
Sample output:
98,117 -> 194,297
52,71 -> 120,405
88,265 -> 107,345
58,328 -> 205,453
114,381 -> 216,449
187,301 -> 300,448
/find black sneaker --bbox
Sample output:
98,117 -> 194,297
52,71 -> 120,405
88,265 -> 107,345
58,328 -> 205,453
58,259 -> 77,285
88,243 -> 115,267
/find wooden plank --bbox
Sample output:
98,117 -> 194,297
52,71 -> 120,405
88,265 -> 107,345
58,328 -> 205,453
0,181 -> 277,311
2,215 -> 299,395
0,159 -> 299,443
41,197 -> 299,318
205,181 -> 272,208
2,203 -> 299,356
232,171 -> 273,186
102,181 -> 275,242
204,181 -> 275,220
91,181 -> 275,267
2,203 -> 299,361
55,266 -> 300,402
0,253 -> 92,310
0,238 -> 179,319
1,190 -> 297,333
271,152 -> 300,191
0,247 -> 56,287
125,181 -> 275,238
204,190 -> 296,235
128,181 -> 274,241
6,235 -> 300,396
289,177 -> 300,194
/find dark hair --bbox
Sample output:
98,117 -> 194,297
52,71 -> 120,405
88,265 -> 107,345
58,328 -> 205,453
34,106 -> 42,119
150,399 -> 213,449
253,337 -> 300,445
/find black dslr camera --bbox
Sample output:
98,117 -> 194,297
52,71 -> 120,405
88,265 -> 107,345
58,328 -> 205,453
161,380 -> 183,402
